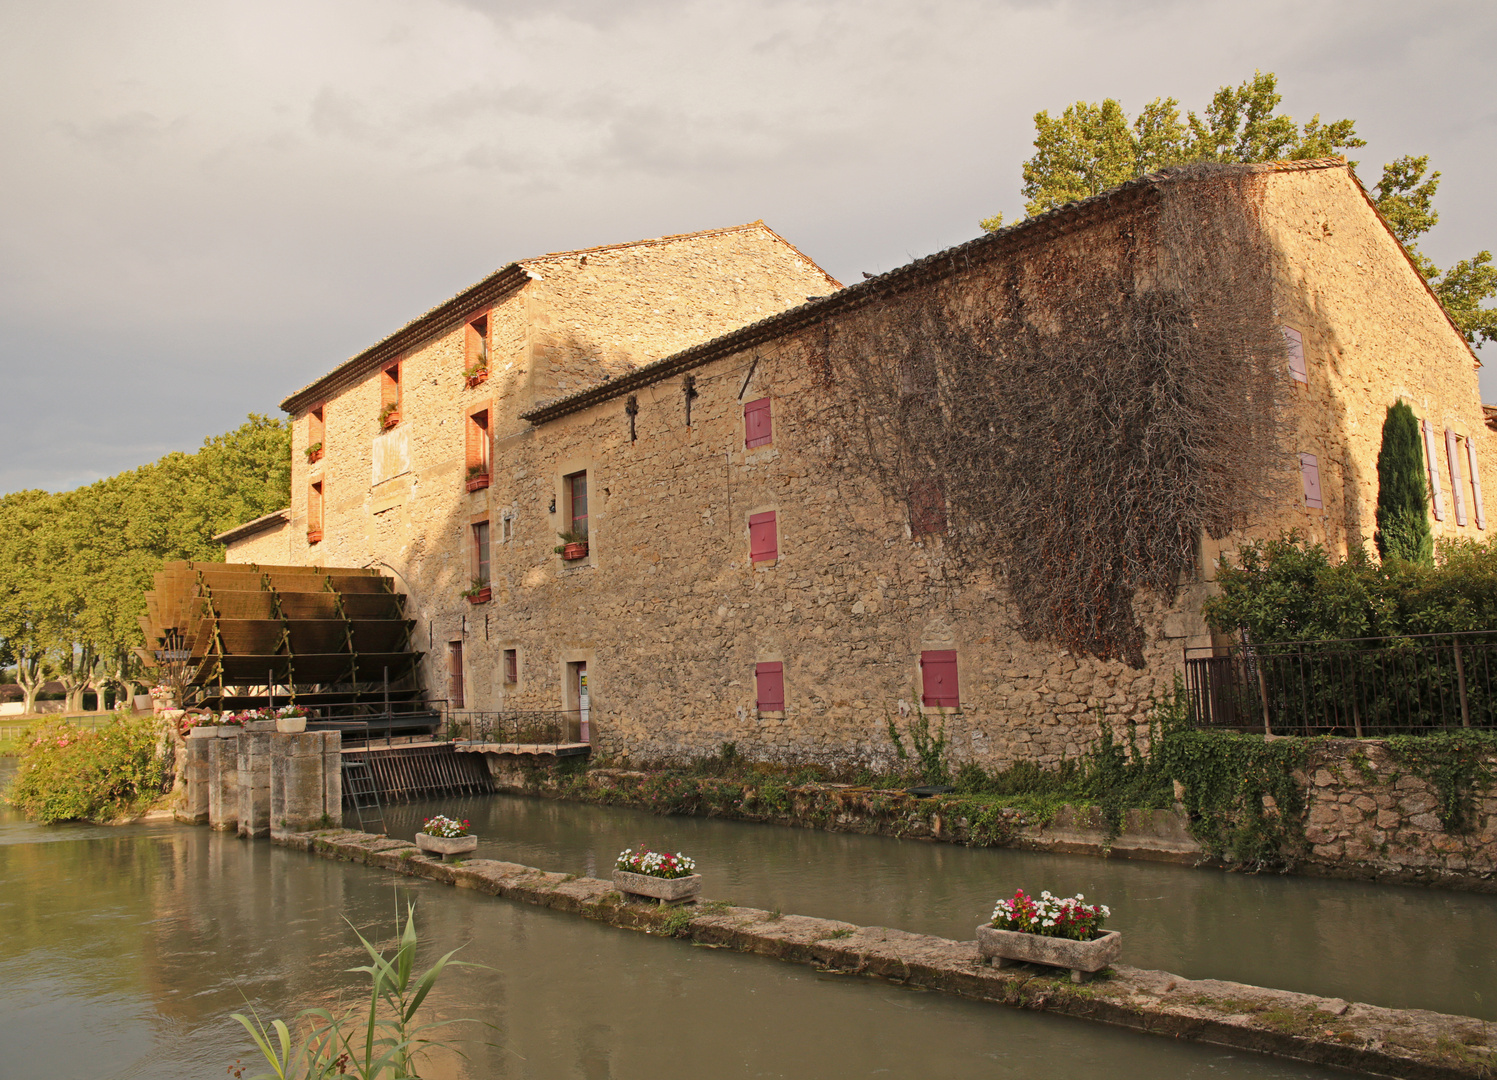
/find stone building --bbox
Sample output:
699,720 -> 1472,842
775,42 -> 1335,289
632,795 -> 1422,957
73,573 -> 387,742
223,161 -> 1493,771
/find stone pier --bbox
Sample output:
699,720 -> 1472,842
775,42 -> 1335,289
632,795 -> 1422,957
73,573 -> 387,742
269,731 -> 342,839
236,722 -> 276,838
207,736 -> 239,831
174,736 -> 211,825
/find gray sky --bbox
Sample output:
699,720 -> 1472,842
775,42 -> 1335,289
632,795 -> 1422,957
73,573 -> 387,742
3,0 -> 1495,495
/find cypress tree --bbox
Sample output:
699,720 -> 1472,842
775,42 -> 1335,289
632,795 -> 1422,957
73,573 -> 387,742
1374,400 -> 1434,564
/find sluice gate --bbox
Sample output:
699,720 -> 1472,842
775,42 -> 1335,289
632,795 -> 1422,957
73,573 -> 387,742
345,742 -> 493,803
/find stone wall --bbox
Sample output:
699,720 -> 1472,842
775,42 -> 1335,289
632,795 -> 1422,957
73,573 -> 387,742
1296,739 -> 1497,888
223,519 -> 290,564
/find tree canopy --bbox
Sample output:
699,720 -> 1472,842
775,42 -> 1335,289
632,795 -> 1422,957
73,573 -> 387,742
985,72 -> 1496,348
0,414 -> 290,711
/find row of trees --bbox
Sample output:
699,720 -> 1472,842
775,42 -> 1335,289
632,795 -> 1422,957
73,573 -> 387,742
0,415 -> 290,714
986,71 -> 1495,347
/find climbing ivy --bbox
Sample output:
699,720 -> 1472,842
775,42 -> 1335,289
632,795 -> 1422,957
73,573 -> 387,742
1385,730 -> 1497,832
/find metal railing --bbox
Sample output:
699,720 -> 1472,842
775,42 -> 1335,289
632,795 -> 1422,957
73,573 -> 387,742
446,709 -> 582,744
1186,631 -> 1497,736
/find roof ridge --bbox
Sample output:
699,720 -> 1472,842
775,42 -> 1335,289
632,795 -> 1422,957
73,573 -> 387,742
519,221 -> 769,264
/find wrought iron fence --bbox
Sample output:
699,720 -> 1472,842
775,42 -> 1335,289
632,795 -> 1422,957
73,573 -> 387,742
1185,631 -> 1497,736
446,709 -> 581,744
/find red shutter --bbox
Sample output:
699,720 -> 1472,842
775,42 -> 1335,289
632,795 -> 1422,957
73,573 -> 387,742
1283,326 -> 1307,384
1422,420 -> 1445,521
909,479 -> 947,535
1467,437 -> 1486,530
755,662 -> 784,711
749,511 -> 778,562
745,397 -> 772,448
920,650 -> 959,707
1446,429 -> 1467,526
1298,453 -> 1322,510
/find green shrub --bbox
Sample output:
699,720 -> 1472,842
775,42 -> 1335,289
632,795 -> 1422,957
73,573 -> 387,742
6,713 -> 167,823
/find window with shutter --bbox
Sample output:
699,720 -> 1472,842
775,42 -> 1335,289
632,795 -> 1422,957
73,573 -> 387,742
1446,429 -> 1468,525
1283,326 -> 1307,384
909,479 -> 947,536
1422,420 -> 1446,521
503,649 -> 518,685
308,406 -> 325,463
749,511 -> 778,562
465,408 -> 490,489
920,650 -> 959,708
755,662 -> 784,711
472,520 -> 490,583
1298,453 -> 1323,510
567,471 -> 589,537
1467,437 -> 1486,530
380,363 -> 401,428
465,312 -> 489,381
745,397 -> 772,448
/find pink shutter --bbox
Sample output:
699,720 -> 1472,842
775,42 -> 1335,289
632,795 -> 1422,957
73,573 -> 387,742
1467,437 -> 1485,530
755,662 -> 784,711
745,397 -> 772,448
1298,453 -> 1323,510
749,511 -> 778,562
1446,429 -> 1468,525
920,650 -> 959,707
1283,326 -> 1307,384
1422,420 -> 1445,521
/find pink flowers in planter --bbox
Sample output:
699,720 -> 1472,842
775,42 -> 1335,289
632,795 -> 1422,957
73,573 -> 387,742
991,889 -> 1111,941
422,815 -> 471,838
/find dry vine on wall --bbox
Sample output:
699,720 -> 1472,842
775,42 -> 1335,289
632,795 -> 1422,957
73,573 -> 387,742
809,167 -> 1290,666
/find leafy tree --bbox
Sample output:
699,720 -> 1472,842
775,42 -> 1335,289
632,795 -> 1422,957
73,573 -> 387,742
991,74 -> 1495,345
1373,400 -> 1434,565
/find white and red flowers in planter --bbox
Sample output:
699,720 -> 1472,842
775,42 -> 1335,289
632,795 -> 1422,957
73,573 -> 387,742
613,846 -> 701,903
978,889 -> 1120,983
415,815 -> 477,860
990,889 -> 1110,940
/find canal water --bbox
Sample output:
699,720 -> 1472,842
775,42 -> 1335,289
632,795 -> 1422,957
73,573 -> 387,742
0,774 -> 1484,1080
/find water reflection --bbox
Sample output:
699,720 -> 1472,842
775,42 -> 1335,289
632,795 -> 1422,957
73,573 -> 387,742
380,791 -> 1497,1021
0,787 -> 1352,1080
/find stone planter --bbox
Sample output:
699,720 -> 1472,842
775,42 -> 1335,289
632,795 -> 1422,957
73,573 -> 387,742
612,869 -> 701,905
562,541 -> 589,561
415,833 -> 478,861
976,925 -> 1121,983
275,717 -> 307,733
188,725 -> 218,739
218,725 -> 241,738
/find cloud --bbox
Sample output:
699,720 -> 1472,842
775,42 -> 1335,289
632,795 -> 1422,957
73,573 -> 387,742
1,0 -> 1496,493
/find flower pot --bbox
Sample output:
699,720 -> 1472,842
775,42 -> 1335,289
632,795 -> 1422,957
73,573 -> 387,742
188,725 -> 217,739
975,925 -> 1121,983
466,474 -> 490,492
275,717 -> 307,733
465,586 -> 492,604
415,833 -> 477,861
612,869 -> 701,904
382,413 -> 400,430
307,448 -> 323,464
306,530 -> 323,544
465,371 -> 488,388
562,541 -> 589,561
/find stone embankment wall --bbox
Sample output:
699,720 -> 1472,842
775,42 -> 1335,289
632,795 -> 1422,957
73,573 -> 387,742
277,828 -> 1497,1080
1293,739 -> 1497,889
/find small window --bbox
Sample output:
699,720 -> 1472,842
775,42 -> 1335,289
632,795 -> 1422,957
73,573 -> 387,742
567,471 -> 588,538
501,511 -> 514,543
909,479 -> 947,536
380,364 -> 401,429
1446,429 -> 1468,526
1298,453 -> 1322,510
472,520 -> 490,583
745,397 -> 772,448
920,650 -> 959,708
466,409 -> 490,489
1422,420 -> 1446,521
308,481 -> 324,542
749,511 -> 778,563
1466,437 -> 1486,530
1283,326 -> 1307,384
503,649 -> 518,685
755,662 -> 784,711
308,406 -> 325,463
465,313 -> 490,383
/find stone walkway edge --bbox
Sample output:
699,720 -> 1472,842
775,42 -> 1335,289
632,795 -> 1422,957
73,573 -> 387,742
279,829 -> 1494,1080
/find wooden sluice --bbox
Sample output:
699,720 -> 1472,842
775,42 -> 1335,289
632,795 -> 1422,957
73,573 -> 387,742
345,742 -> 494,802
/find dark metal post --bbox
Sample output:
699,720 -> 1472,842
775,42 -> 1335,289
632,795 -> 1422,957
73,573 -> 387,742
268,669 -> 274,711
1454,637 -> 1471,728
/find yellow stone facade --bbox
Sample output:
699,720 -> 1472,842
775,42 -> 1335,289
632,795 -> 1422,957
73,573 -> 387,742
227,164 -> 1493,770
